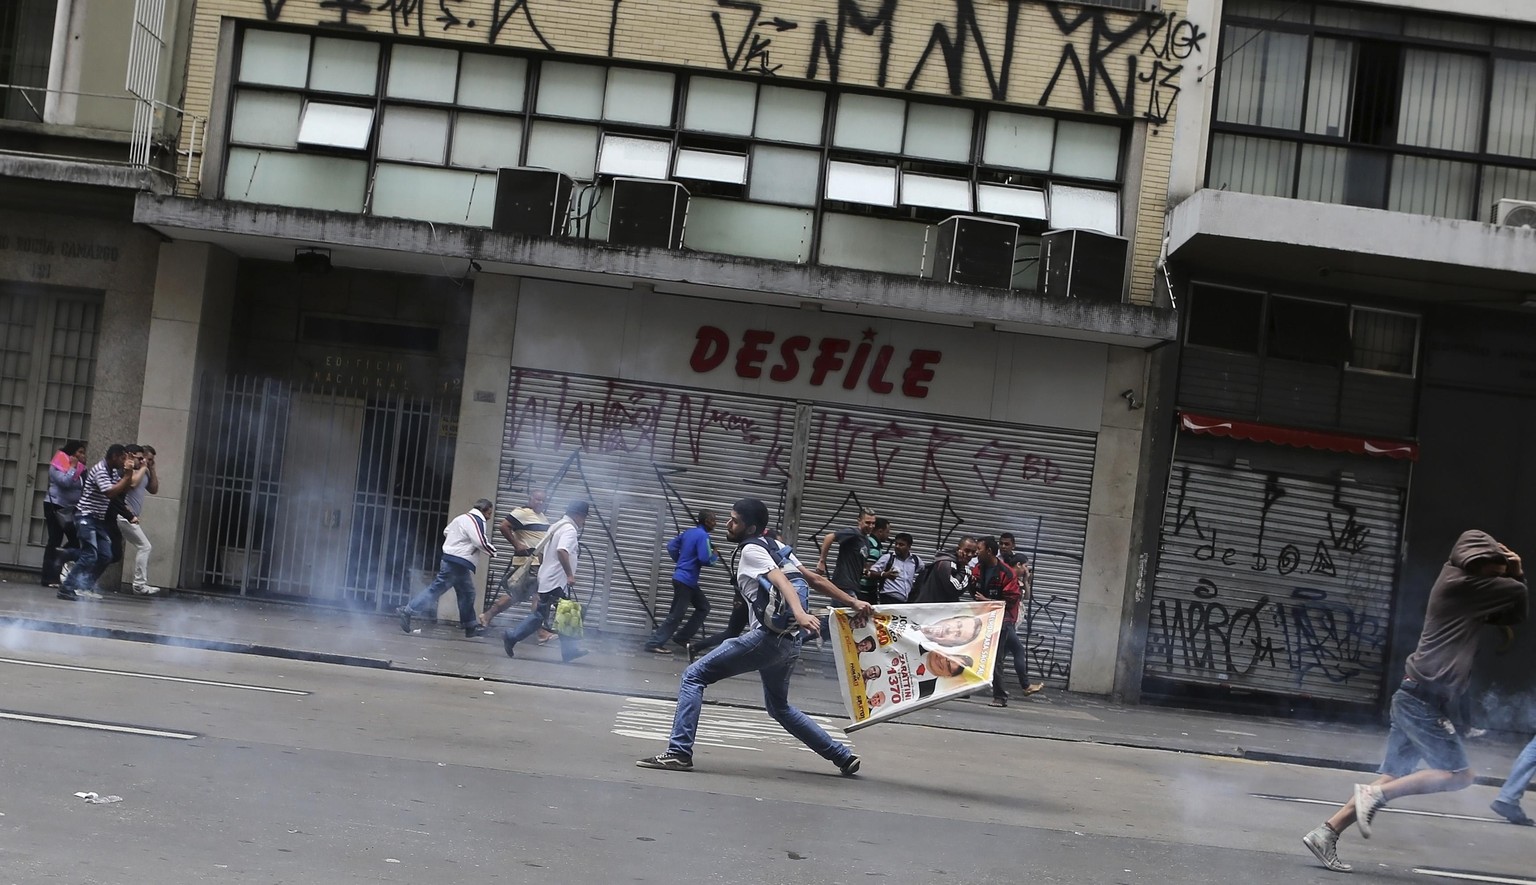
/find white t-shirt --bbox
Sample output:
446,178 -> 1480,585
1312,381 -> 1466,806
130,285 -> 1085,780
736,538 -> 807,631
537,520 -> 579,594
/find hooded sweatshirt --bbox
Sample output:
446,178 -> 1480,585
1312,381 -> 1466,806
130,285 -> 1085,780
1403,530 -> 1527,699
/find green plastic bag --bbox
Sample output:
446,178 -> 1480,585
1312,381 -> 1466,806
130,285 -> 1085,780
553,595 -> 584,638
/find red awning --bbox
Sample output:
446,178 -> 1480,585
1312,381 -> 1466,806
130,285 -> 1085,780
1179,412 -> 1418,461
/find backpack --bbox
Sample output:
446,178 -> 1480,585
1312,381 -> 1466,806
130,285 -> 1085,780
743,536 -> 812,636
666,531 -> 684,563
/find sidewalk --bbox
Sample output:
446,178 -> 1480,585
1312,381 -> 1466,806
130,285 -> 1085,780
0,579 -> 1526,786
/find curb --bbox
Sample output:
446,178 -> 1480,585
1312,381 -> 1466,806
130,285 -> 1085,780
0,616 -> 393,670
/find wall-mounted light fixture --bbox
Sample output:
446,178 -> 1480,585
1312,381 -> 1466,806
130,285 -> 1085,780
294,247 -> 332,275
1121,389 -> 1144,410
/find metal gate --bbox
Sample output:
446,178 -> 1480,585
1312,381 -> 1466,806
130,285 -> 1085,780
496,367 -> 1099,686
1145,455 -> 1404,704
0,284 -> 99,568
181,375 -> 458,610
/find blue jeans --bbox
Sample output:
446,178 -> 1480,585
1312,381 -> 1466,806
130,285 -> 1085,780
504,589 -> 582,661
1379,682 -> 1470,776
647,579 -> 710,649
64,515 -> 113,592
1496,734 -> 1536,807
992,621 -> 1031,697
404,558 -> 478,627
666,628 -> 852,765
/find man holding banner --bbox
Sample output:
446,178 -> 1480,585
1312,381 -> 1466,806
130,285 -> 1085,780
636,498 -> 873,775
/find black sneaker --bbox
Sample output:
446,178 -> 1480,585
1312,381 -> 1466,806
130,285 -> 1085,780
838,754 -> 862,776
502,629 -> 517,658
56,590 -> 80,601
636,751 -> 693,772
397,607 -> 413,634
465,624 -> 487,638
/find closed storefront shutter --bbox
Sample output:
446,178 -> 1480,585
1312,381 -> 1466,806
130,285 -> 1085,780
496,367 -> 795,635
1146,456 -> 1404,705
795,404 -> 1097,687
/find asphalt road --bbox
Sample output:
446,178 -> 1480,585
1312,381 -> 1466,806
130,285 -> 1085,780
1,631 -> 1531,885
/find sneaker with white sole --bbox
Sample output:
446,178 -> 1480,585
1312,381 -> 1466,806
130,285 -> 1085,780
1354,783 -> 1386,838
635,751 -> 693,772
80,589 -> 104,600
838,754 -> 862,777
1302,824 -> 1352,872
132,585 -> 162,596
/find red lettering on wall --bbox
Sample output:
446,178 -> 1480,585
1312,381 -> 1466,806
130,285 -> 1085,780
735,329 -> 773,379
690,326 -> 729,372
810,338 -> 850,386
901,350 -> 941,398
770,336 -> 811,382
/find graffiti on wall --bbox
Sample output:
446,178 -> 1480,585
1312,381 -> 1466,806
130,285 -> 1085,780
1147,466 -> 1395,691
252,0 -> 1204,121
500,368 -> 1089,678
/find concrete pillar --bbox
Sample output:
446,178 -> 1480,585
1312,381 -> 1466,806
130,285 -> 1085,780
434,273 -> 519,623
136,241 -> 236,590
1067,347 -> 1149,694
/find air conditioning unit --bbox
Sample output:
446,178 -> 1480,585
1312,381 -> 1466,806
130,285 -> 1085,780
1495,198 -> 1536,229
608,178 -> 689,249
921,216 -> 1019,289
1039,229 -> 1130,303
493,168 -> 574,237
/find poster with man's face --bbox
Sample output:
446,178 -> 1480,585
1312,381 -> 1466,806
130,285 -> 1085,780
830,601 -> 1005,731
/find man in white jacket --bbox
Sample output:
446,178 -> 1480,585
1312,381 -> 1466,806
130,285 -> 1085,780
398,498 -> 499,638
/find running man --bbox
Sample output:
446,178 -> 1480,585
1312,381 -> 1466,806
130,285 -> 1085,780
636,497 -> 873,774
1302,530 -> 1527,871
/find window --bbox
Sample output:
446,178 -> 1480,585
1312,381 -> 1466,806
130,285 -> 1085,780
1186,286 -> 1263,353
1349,308 -> 1418,375
1267,297 -> 1349,365
1210,2 -> 1536,221
1,0 -> 54,121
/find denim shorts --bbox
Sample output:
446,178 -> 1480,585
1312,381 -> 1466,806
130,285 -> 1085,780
1379,681 -> 1470,777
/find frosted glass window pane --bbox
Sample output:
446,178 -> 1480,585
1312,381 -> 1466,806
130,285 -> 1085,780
818,213 -> 927,275
977,184 -> 1047,219
755,85 -> 825,144
604,68 -> 675,125
684,77 -> 757,135
675,149 -> 746,184
1388,155 -> 1476,219
749,145 -> 819,205
825,161 -> 896,206
537,62 -> 606,119
297,102 -> 374,150
900,173 -> 971,211
834,93 -> 905,153
1053,121 -> 1120,180
458,54 -> 527,112
309,38 -> 379,95
904,103 -> 972,161
372,164 -> 495,225
378,106 -> 448,163
1398,49 -> 1486,153
230,90 -> 301,148
526,121 -> 598,179
684,199 -> 812,263
984,112 -> 1053,169
387,44 -> 460,103
1305,38 -> 1355,137
1049,184 -> 1119,234
239,30 -> 309,88
451,114 -> 523,170
597,134 -> 670,178
224,147 -> 366,212
1489,58 -> 1536,159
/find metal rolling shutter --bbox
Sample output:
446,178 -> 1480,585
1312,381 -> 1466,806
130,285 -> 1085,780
496,368 -> 794,636
1146,458 -> 1403,704
796,404 -> 1097,688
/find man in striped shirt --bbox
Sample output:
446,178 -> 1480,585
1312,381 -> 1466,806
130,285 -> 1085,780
61,444 -> 145,601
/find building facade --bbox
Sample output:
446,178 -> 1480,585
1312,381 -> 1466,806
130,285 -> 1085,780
1145,0 -> 1536,726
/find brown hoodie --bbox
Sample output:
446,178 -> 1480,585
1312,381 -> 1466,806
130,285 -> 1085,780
1403,530 -> 1527,699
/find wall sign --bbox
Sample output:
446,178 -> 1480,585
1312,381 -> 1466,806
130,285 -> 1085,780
688,324 -> 941,397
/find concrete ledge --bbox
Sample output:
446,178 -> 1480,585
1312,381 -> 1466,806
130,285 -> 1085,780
0,154 -> 174,194
0,616 -> 393,670
134,194 -> 1178,347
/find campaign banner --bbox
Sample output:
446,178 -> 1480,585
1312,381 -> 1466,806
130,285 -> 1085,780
830,601 -> 1006,732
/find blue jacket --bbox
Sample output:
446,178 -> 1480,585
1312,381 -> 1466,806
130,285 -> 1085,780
671,525 -> 718,586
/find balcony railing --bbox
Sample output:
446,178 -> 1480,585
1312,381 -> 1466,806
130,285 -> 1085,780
0,82 -> 205,187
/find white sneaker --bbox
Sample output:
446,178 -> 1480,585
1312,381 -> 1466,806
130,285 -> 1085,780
132,585 -> 162,596
80,589 -> 104,600
1354,783 -> 1386,838
1302,824 -> 1352,872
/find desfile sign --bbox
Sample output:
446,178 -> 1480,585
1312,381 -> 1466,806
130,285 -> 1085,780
688,325 -> 942,398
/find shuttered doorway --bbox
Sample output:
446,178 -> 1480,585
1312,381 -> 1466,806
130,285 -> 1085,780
1146,455 -> 1404,705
